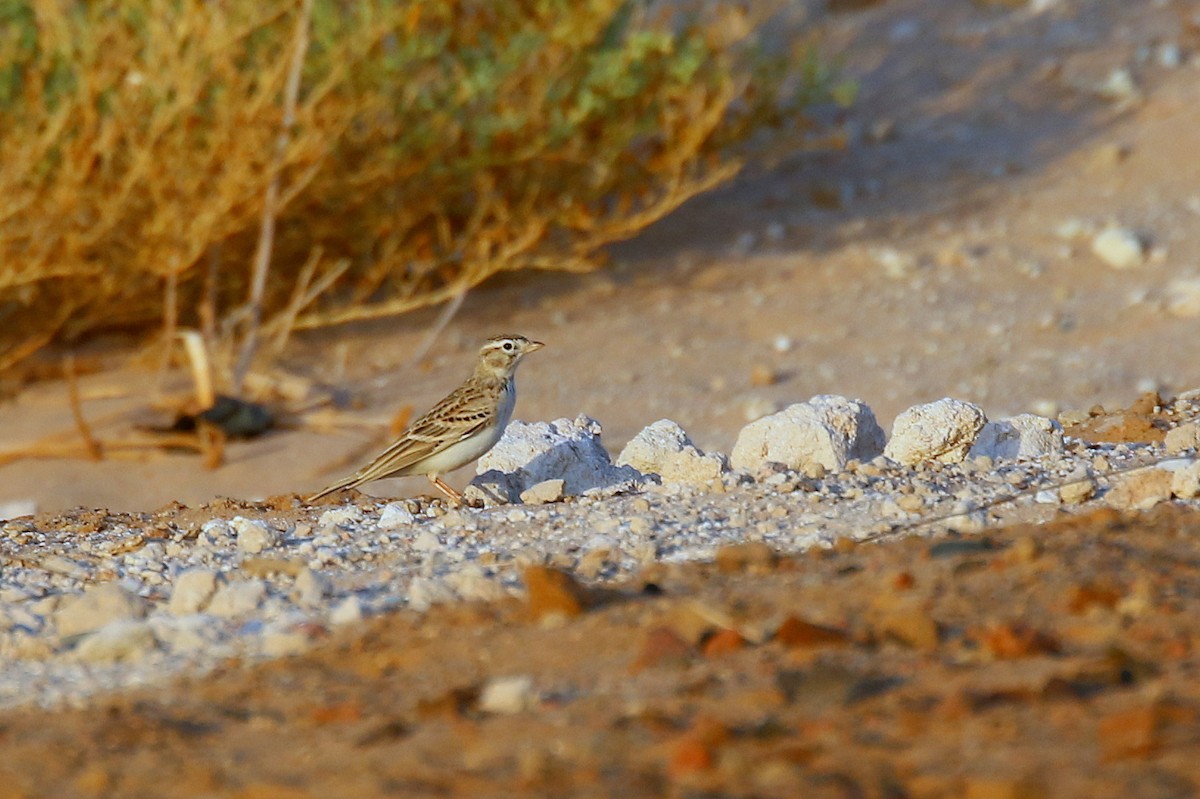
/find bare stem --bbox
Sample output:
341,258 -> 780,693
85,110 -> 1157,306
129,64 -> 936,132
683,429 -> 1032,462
231,0 -> 313,393
201,245 -> 221,347
403,286 -> 468,371
155,266 -> 179,398
65,354 -> 102,461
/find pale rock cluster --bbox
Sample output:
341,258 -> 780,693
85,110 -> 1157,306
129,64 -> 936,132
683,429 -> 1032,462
616,419 -> 727,487
4,386 -> 1200,709
884,398 -> 988,465
731,395 -> 885,473
969,414 -> 1064,461
468,395 -> 1067,503
468,414 -> 641,504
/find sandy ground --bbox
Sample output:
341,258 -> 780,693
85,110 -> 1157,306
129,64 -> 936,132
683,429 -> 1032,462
1,0 -> 1200,795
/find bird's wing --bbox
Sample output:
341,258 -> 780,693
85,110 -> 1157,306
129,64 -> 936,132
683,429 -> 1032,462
309,380 -> 503,498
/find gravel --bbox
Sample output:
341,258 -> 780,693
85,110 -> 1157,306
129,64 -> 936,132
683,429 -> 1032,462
1091,224 -> 1146,269
1,396 -> 1199,709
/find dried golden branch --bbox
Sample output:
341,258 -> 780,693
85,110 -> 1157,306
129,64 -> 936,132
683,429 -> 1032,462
64,354 -> 103,461
403,287 -> 468,371
0,435 -> 207,469
231,0 -> 315,393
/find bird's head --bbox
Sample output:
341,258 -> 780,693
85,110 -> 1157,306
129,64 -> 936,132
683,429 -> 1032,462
475,334 -> 544,378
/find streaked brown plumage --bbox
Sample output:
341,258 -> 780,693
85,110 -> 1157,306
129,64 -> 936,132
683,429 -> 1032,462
307,335 -> 543,503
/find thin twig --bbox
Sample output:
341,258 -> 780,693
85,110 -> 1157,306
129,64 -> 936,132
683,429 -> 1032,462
295,257 -> 351,314
64,354 -> 102,461
403,286 -> 468,371
0,304 -> 74,373
291,277 -> 477,331
198,423 -> 226,470
265,250 -> 354,356
0,435 -> 209,469
231,0 -> 313,393
154,267 -> 179,398
200,245 -> 221,346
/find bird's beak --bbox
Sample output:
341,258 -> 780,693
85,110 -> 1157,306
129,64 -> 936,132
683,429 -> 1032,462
527,340 -> 545,352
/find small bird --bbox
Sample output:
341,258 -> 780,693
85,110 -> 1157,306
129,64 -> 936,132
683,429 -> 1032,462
307,335 -> 544,504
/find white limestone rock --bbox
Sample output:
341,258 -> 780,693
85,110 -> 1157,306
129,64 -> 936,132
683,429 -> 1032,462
885,398 -> 987,465
74,619 -> 157,663
444,564 -> 505,603
479,675 -> 536,715
232,517 -> 277,554
472,415 -> 642,499
261,626 -> 312,658
969,414 -> 1064,461
318,506 -> 363,530
1165,278 -> 1200,318
1106,467 -> 1174,510
55,582 -> 147,639
1060,475 -> 1097,504
377,503 -> 416,529
520,479 -> 566,505
293,568 -> 329,607
464,471 -> 523,507
168,569 -> 219,616
616,420 -> 727,487
329,594 -> 364,626
730,395 -> 886,473
206,579 -> 267,618
148,615 -> 223,655
1171,460 -> 1200,500
1165,421 -> 1200,454
406,577 -> 456,612
1091,225 -> 1145,269
198,519 -> 235,548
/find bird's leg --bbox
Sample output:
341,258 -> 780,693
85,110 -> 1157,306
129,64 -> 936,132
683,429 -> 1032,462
429,474 -> 464,505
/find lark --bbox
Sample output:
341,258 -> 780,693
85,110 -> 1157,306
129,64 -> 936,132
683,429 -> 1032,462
308,335 -> 544,504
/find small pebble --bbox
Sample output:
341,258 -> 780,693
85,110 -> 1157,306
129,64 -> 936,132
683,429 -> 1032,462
73,620 -> 156,664
168,570 -> 219,616
206,580 -> 267,618
1091,225 -> 1145,269
329,595 -> 364,626
378,504 -> 417,529
233,517 -> 277,555
1060,478 -> 1097,505
520,479 -> 566,506
479,675 -> 536,715
749,364 -> 779,387
293,569 -> 328,607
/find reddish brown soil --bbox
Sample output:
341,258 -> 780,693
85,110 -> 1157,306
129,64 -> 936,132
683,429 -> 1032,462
2,505 -> 1200,799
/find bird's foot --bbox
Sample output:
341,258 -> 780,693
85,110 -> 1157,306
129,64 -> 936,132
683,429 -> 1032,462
429,475 -> 469,506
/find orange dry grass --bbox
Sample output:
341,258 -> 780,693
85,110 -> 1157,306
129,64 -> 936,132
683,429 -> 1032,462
0,1 -> 339,369
0,0 -> 825,377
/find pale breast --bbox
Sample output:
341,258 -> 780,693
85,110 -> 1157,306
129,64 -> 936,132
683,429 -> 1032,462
493,380 -> 516,430
409,380 -> 515,476
410,422 -> 503,475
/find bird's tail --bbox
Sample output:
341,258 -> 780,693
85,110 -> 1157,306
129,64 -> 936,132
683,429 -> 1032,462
305,473 -> 361,503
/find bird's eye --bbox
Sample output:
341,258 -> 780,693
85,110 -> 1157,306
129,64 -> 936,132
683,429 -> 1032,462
503,341 -> 514,351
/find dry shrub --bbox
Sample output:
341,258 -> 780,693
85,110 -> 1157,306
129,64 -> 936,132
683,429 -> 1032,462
0,0 -> 830,376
